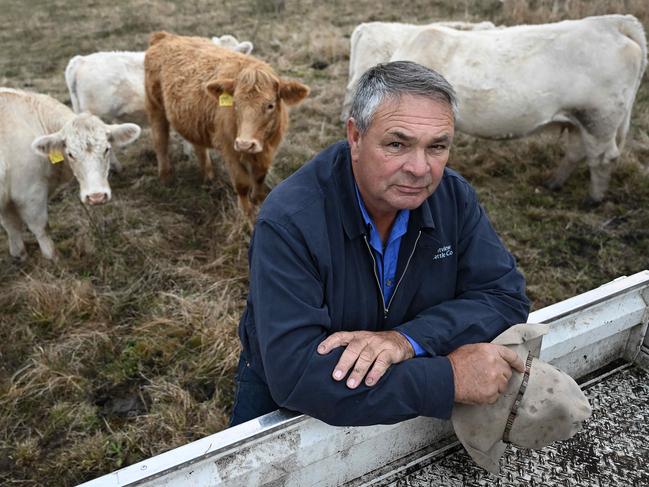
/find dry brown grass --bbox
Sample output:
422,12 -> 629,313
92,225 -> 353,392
1,0 -> 649,485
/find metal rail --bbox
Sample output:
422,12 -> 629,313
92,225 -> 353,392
79,270 -> 649,487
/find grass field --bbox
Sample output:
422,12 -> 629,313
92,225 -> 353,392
1,0 -> 648,485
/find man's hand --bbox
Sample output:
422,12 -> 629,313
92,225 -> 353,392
317,330 -> 415,388
447,343 -> 525,405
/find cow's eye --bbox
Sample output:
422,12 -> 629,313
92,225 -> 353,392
267,103 -> 275,111
67,151 -> 75,160
104,147 -> 110,154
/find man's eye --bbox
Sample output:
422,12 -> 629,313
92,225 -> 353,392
387,141 -> 403,148
429,145 -> 447,151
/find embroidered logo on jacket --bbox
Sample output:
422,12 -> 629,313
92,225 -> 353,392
433,245 -> 454,260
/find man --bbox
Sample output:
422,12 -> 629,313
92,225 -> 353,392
230,61 -> 530,427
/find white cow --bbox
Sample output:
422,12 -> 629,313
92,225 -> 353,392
66,51 -> 147,125
341,20 -> 496,120
0,89 -> 140,260
389,15 -> 647,201
64,35 -> 253,170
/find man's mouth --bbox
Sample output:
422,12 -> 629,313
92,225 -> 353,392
395,184 -> 428,194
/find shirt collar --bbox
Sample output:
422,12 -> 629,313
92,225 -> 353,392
354,181 -> 410,249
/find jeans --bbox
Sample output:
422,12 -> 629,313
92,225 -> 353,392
229,351 -> 279,426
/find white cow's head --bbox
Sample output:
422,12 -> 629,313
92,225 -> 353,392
31,113 -> 140,205
211,34 -> 254,55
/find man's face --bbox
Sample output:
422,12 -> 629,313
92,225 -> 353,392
347,94 -> 454,219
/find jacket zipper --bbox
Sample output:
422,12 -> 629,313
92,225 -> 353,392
363,230 -> 422,319
363,235 -> 387,316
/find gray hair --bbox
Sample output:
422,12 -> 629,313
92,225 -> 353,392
349,61 -> 458,133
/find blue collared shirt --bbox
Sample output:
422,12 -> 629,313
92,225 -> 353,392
354,184 -> 427,357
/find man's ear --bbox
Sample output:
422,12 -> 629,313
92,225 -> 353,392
278,79 -> 309,106
206,78 -> 236,99
346,117 -> 362,162
108,123 -> 142,147
31,132 -> 65,157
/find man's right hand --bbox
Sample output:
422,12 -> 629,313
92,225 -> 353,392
447,343 -> 525,405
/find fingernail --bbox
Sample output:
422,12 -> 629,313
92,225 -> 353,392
318,345 -> 325,354
334,370 -> 343,380
366,377 -> 374,385
347,378 -> 356,388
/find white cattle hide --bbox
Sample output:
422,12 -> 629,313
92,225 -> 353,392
341,20 -> 496,120
390,15 -> 647,201
211,34 -> 253,54
0,89 -> 140,260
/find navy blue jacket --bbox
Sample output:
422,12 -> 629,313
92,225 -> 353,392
238,141 -> 529,426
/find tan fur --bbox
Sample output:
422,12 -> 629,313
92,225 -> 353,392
144,31 -> 309,220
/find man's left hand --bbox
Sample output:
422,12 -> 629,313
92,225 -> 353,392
317,330 -> 415,388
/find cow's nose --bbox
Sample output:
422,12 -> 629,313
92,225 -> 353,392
86,192 -> 109,205
234,138 -> 262,153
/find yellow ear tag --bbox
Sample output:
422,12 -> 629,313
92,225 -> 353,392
219,93 -> 234,107
48,150 -> 64,164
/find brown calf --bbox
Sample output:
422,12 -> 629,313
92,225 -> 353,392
144,32 -> 309,219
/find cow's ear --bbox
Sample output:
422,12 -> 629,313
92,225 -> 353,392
279,80 -> 310,106
108,123 -> 141,147
206,79 -> 236,98
31,132 -> 64,157
235,41 -> 253,55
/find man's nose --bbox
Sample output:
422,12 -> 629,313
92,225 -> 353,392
403,149 -> 430,177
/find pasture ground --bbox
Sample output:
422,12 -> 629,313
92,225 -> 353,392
1,0 -> 648,485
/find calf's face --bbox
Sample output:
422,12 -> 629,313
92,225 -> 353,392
206,70 -> 309,155
31,114 -> 140,204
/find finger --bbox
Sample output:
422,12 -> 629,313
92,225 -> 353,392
318,332 -> 352,354
498,346 -> 525,373
331,341 -> 365,381
497,376 -> 509,394
365,352 -> 393,386
346,349 -> 376,389
502,367 -> 512,382
487,392 -> 500,405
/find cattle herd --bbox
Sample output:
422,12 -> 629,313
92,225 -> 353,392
0,14 -> 646,261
